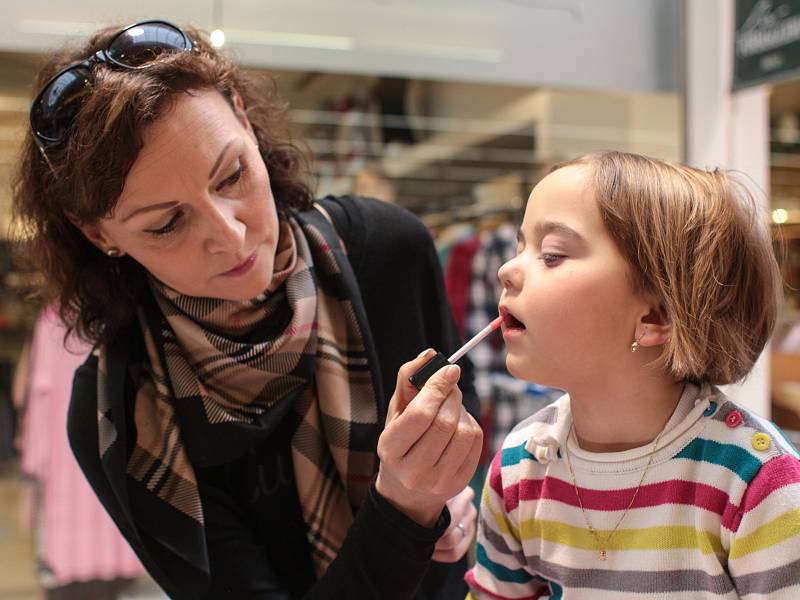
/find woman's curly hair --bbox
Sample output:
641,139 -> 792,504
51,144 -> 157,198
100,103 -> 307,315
12,24 -> 313,344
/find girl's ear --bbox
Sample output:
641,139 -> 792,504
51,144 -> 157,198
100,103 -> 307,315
637,304 -> 672,348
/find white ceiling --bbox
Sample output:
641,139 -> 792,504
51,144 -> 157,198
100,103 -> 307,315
0,0 -> 680,93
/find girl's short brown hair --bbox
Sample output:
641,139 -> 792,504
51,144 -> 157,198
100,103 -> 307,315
12,24 -> 313,344
553,151 -> 782,385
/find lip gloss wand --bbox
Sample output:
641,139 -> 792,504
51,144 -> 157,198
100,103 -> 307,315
408,315 -> 503,390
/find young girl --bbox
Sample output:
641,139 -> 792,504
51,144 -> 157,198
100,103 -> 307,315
466,151 -> 800,599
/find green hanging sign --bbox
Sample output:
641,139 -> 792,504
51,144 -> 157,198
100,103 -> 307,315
734,0 -> 800,88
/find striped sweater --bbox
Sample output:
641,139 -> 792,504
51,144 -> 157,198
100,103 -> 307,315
465,383 -> 800,599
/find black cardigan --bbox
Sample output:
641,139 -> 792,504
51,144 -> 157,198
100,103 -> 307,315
68,196 -> 479,599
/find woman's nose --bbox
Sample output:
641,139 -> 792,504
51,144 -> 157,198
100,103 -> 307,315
204,202 -> 246,254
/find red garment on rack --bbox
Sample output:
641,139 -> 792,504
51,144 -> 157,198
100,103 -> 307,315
444,234 -> 481,340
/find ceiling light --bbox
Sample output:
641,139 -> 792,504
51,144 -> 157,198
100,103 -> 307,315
772,208 -> 789,224
211,29 -> 225,48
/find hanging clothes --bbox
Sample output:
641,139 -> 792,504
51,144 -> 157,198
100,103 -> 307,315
445,234 -> 481,340
18,308 -> 144,589
464,223 -> 518,403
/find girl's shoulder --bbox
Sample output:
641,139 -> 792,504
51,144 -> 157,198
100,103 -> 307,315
700,392 -> 799,464
679,389 -> 800,506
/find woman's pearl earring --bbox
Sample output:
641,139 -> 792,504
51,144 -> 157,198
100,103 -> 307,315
106,247 -> 121,258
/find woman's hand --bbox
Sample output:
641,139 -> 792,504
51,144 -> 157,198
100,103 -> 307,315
375,350 -> 483,528
432,486 -> 477,562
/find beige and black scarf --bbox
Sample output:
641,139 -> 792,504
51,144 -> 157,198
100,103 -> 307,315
96,207 -> 382,577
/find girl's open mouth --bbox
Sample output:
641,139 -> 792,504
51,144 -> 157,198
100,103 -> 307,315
500,307 -> 526,331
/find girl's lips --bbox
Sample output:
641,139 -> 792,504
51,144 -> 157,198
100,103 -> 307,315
222,250 -> 258,277
499,306 -> 526,341
499,306 -> 526,331
502,326 -> 525,340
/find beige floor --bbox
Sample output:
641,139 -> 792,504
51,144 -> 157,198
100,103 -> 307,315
0,463 -> 38,600
0,461 -> 166,600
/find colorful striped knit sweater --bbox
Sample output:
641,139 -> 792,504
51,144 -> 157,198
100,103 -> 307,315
465,383 -> 800,599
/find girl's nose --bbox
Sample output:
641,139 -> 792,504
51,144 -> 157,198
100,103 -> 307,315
498,260 -> 516,290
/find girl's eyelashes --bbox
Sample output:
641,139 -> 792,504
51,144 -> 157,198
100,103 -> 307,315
539,253 -> 566,266
145,211 -> 183,237
216,163 -> 245,191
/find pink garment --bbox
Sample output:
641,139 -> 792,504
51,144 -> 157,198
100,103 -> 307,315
19,308 -> 144,586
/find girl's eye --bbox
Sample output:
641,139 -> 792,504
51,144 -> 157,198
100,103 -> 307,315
539,253 -> 566,266
217,164 -> 245,191
145,211 -> 183,237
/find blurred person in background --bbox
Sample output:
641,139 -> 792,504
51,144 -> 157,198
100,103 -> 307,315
11,20 -> 482,600
14,306 -> 144,600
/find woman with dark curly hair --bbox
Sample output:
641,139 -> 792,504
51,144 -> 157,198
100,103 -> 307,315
12,20 -> 482,600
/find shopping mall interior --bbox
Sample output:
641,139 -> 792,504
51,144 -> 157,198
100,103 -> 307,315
0,1 -> 798,598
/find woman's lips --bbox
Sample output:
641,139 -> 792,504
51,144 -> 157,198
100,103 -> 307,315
221,250 -> 258,277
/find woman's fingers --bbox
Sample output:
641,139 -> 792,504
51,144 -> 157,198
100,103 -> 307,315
439,505 -> 476,551
432,408 -> 482,479
399,386 -> 462,469
375,357 -> 480,528
432,500 -> 477,562
434,487 -> 476,552
448,485 -> 476,519
378,363 -> 461,461
386,349 -> 436,419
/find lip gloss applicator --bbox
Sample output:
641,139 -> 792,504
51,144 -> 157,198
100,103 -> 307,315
409,315 -> 503,390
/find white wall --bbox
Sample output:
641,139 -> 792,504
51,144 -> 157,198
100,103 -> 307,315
684,0 -> 772,416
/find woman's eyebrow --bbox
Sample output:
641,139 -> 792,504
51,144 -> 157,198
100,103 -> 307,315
208,139 -> 236,180
121,140 -> 239,223
121,201 -> 179,223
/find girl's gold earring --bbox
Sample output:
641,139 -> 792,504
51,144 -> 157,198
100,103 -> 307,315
630,328 -> 646,353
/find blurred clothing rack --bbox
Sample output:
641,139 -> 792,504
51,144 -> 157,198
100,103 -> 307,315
420,199 -> 524,229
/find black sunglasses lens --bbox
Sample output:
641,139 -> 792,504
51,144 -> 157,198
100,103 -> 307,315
107,22 -> 189,67
31,66 -> 92,142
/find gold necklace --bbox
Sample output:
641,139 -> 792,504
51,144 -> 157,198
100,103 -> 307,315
563,424 -> 665,561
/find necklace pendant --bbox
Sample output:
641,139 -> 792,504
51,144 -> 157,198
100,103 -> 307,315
599,548 -> 608,561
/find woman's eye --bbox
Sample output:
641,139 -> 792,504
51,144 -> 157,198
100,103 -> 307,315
539,253 -> 566,266
217,164 -> 245,190
145,211 -> 183,237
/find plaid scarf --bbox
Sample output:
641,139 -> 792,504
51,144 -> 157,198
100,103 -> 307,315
96,209 -> 382,578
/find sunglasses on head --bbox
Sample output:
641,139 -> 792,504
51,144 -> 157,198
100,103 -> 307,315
29,19 -> 193,149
